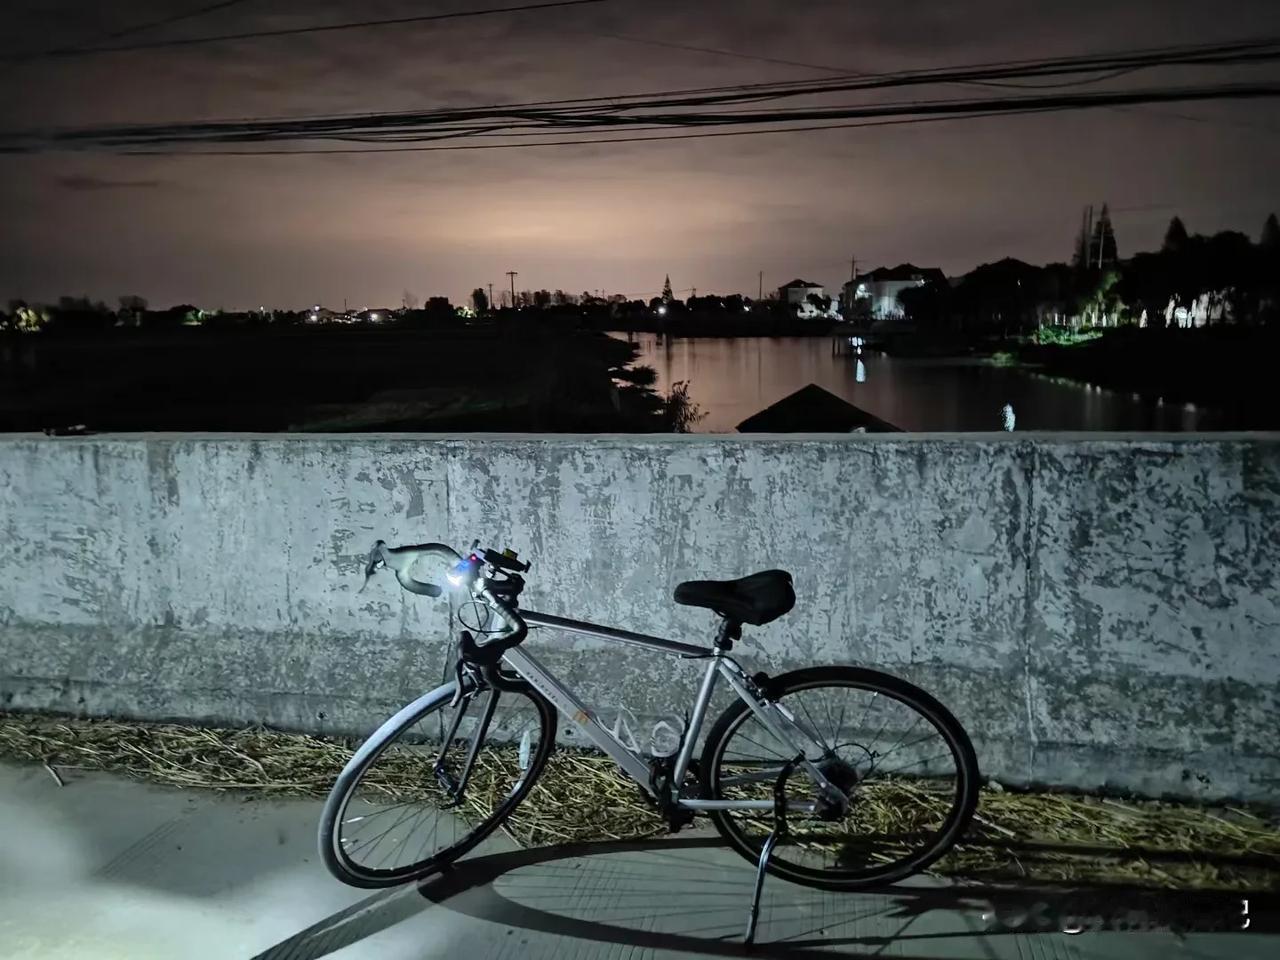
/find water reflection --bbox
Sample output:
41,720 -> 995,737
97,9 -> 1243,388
611,333 -> 1224,432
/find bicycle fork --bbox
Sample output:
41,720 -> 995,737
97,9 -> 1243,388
433,685 -> 499,806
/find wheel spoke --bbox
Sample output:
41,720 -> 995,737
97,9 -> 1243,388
327,685 -> 549,883
708,673 -> 975,886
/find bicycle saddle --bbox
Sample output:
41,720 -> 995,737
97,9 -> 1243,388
673,570 -> 795,626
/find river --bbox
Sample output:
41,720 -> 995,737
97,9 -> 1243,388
608,332 -> 1225,432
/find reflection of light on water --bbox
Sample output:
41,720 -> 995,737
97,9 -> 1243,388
607,333 -> 1224,432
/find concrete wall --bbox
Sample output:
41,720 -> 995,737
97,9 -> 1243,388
1,434 -> 1277,804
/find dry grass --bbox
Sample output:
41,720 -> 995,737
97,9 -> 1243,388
2,711 -> 1277,890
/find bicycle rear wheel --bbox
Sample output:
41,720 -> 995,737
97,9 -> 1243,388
319,674 -> 555,887
701,665 -> 979,891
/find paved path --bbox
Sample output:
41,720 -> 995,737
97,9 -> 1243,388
0,761 -> 1273,959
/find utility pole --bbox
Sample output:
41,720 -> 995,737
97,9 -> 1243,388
506,271 -> 518,308
487,282 -> 493,310
691,286 -> 696,299
758,271 -> 763,300
847,256 -> 857,317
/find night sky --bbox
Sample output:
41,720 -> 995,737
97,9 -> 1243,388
3,0 -> 1279,310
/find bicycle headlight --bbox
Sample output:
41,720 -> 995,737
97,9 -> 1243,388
446,554 -> 479,586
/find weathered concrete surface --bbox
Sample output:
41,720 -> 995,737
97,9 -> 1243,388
1,433 -> 1277,803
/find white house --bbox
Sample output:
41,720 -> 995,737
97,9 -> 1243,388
841,264 -> 947,321
778,279 -> 825,305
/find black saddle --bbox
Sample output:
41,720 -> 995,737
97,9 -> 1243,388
673,570 -> 795,626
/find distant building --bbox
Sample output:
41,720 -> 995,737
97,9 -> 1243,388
778,279 -> 825,305
841,264 -> 947,321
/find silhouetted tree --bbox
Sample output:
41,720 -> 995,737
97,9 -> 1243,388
612,364 -> 657,387
471,287 -> 489,313
1089,204 -> 1118,269
1163,216 -> 1190,253
1262,213 -> 1280,250
402,290 -> 420,310
804,293 -> 833,315
46,295 -> 114,333
898,283 -> 948,331
1117,252 -> 1173,327
1260,214 -> 1280,323
139,303 -> 197,329
117,294 -> 147,327
661,275 -> 673,302
533,289 -> 552,309
662,380 -> 705,432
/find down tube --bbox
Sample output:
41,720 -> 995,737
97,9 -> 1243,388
501,645 -> 654,790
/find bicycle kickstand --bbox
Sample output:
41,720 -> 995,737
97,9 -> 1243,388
744,753 -> 804,946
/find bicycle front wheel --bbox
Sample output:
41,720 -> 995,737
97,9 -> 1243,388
319,674 -> 555,887
702,665 -> 979,891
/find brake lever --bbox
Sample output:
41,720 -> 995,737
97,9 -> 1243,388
357,540 -> 387,594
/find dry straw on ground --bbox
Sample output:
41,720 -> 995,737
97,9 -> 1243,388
1,712 -> 1276,890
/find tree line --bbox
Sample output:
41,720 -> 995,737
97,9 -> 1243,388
897,213 -> 1280,336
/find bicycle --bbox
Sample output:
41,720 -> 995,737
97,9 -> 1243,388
319,538 -> 980,904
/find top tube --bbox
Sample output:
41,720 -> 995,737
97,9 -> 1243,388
520,610 -> 709,658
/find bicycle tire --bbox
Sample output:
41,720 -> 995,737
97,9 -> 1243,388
319,678 -> 556,888
701,665 -> 979,891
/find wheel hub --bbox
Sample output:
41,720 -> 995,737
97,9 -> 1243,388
814,756 -> 860,821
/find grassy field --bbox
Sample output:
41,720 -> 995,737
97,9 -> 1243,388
0,322 -> 668,432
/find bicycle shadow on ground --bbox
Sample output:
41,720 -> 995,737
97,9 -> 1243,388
254,836 -> 1276,960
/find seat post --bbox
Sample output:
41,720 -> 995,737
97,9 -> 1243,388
714,618 -> 742,651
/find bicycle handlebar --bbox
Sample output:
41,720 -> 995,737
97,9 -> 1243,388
360,539 -> 528,646
361,541 -> 461,598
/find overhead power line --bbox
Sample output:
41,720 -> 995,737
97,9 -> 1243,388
21,0 -> 609,59
76,85 -> 1280,156
95,0 -> 257,43
5,35 -> 1280,156
595,32 -> 1144,90
45,33 -> 1266,133
114,111 -> 1051,155
594,28 -> 1280,134
0,0 -> 256,72
7,33 -> 1278,150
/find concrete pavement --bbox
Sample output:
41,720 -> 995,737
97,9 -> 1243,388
0,760 -> 1275,960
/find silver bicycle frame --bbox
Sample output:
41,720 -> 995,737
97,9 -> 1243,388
501,610 -> 838,812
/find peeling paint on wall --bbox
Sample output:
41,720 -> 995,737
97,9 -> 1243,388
0,433 -> 1277,804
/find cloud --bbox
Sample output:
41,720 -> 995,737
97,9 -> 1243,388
57,175 -> 167,191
